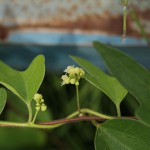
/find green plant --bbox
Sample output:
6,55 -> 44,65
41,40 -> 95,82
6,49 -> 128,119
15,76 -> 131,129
0,41 -> 150,149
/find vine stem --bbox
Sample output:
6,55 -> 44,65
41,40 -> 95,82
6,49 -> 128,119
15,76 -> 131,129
27,103 -> 33,123
0,108 -> 114,129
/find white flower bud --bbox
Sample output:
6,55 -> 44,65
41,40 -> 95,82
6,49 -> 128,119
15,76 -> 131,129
41,99 -> 44,103
36,103 -> 40,106
79,69 -> 85,77
41,104 -> 47,111
75,81 -> 79,86
33,93 -> 43,102
35,106 -> 40,111
70,78 -> 76,84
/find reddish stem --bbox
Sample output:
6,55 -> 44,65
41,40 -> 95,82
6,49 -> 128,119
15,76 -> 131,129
38,116 -> 106,125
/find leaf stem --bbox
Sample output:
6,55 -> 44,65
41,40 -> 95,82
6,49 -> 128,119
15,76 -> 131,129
81,108 -> 113,120
27,103 -> 33,123
116,105 -> 121,117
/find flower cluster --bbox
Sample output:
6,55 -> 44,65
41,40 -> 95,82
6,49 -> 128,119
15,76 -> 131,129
33,93 -> 47,111
61,66 -> 85,86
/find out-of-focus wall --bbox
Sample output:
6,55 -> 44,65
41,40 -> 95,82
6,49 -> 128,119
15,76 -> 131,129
0,0 -> 150,45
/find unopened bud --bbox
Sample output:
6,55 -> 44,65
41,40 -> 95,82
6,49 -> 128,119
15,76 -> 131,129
36,103 -> 40,106
75,81 -> 79,86
70,78 -> 76,84
35,106 -> 40,111
33,93 -> 43,102
41,104 -> 47,111
41,99 -> 44,103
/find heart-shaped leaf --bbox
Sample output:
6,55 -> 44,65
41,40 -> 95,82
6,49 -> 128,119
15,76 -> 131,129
93,41 -> 150,126
71,56 -> 127,107
95,119 -> 150,150
21,55 -> 45,103
0,88 -> 7,115
0,55 -> 45,104
0,61 -> 26,101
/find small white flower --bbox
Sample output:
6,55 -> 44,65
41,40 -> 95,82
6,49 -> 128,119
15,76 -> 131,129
74,67 -> 80,74
64,66 -> 74,73
61,75 -> 70,86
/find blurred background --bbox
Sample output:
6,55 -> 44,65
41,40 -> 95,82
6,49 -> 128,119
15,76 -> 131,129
0,0 -> 150,149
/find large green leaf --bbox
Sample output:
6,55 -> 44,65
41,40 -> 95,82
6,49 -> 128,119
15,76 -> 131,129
93,41 -> 150,126
95,119 -> 150,150
0,88 -> 7,114
21,55 -> 45,103
0,55 -> 45,103
0,61 -> 26,101
71,56 -> 127,107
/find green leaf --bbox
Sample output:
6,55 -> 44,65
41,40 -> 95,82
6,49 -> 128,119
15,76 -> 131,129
0,88 -> 7,114
0,55 -> 45,103
95,119 -> 150,150
71,56 -> 127,107
93,41 -> 150,126
21,55 -> 45,103
0,61 -> 26,101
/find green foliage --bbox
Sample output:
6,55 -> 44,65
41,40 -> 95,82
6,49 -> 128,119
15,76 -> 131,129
0,55 -> 45,104
0,43 -> 150,150
95,119 -> 150,150
71,56 -> 127,109
93,41 -> 150,127
0,61 -> 26,101
71,42 -> 150,149
0,88 -> 7,114
21,55 -> 45,103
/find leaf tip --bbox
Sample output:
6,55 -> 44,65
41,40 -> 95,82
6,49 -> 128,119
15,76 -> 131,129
36,54 -> 45,62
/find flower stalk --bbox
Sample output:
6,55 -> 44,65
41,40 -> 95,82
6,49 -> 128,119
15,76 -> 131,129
76,85 -> 81,115
61,65 -> 85,115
